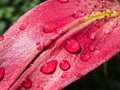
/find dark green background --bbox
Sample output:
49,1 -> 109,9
0,0 -> 120,90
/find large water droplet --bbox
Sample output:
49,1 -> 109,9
23,79 -> 32,89
40,60 -> 58,74
57,0 -> 69,3
65,39 -> 81,53
43,23 -> 57,33
80,54 -> 90,62
0,35 -> 4,41
72,11 -> 85,18
59,60 -> 70,71
0,67 -> 5,81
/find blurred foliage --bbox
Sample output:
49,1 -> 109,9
0,0 -> 120,90
0,0 -> 45,34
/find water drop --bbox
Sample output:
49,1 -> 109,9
0,35 -> 4,41
19,25 -> 26,31
72,11 -> 85,18
57,0 -> 69,3
61,73 -> 67,78
43,23 -> 57,33
104,29 -> 110,34
40,87 -> 44,90
0,67 -> 5,81
88,33 -> 96,40
23,79 -> 32,89
40,60 -> 58,74
75,72 -> 83,78
58,87 -> 63,90
37,44 -> 42,51
89,44 -> 96,51
80,54 -> 90,62
36,42 -> 41,46
65,39 -> 81,53
36,42 -> 42,50
59,60 -> 70,71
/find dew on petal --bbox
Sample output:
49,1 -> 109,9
0,67 -> 5,81
58,87 -> 63,90
104,29 -> 110,34
89,44 -> 96,51
72,11 -> 85,18
19,25 -> 26,31
59,60 -> 70,71
57,0 -> 69,3
65,39 -> 81,53
61,73 -> 67,78
0,35 -> 4,41
88,33 -> 96,40
23,79 -> 32,89
40,60 -> 58,74
39,87 -> 44,90
37,45 -> 42,51
43,23 -> 57,33
36,42 -> 41,46
75,72 -> 83,78
80,54 -> 90,62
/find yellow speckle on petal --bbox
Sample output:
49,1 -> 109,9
84,10 -> 120,22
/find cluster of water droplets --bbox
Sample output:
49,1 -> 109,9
36,41 -> 43,51
8,0 -> 114,89
18,1 -> 70,89
40,59 -> 71,73
64,38 -> 92,62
